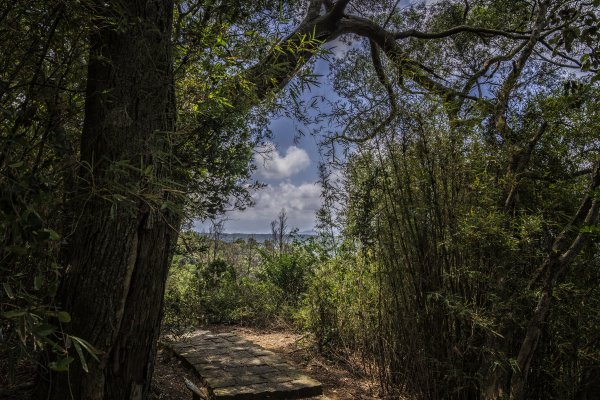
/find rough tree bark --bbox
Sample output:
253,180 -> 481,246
38,0 -> 179,399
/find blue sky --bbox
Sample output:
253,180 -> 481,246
197,0 -> 427,233
216,56 -> 334,234
194,41 -> 349,234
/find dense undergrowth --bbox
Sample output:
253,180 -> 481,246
162,230 -> 325,330
164,89 -> 600,400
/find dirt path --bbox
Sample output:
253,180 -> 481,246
153,325 -> 380,399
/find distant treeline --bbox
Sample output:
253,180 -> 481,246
196,232 -> 316,244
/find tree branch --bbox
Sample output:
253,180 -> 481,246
332,40 -> 399,143
494,2 -> 548,140
394,25 -> 532,40
459,41 -> 528,106
245,0 -> 354,102
503,121 -> 548,211
329,0 -> 352,20
305,0 -> 325,22
335,15 -> 459,101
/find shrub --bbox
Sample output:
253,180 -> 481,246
162,236 -> 324,332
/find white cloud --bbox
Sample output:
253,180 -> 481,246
255,143 -> 310,180
225,181 -> 322,233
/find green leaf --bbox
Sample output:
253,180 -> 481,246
71,336 -> 101,362
49,356 -> 74,372
57,311 -> 71,323
33,323 -> 56,337
3,282 -> 15,299
18,316 -> 26,342
2,309 -> 26,318
73,340 -> 89,373
34,275 -> 43,291
42,229 -> 60,241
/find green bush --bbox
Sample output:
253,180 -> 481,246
260,243 -> 318,307
162,257 -> 200,333
162,236 -> 324,332
300,251 -> 379,356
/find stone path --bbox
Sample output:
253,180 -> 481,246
168,330 -> 323,399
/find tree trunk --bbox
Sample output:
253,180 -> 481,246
38,1 -> 178,399
506,162 -> 600,400
30,1 -> 366,398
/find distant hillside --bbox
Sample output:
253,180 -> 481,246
199,232 -> 316,243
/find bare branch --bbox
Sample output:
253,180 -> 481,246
553,159 -> 600,257
494,2 -> 549,139
335,15 -> 456,100
394,25 -> 532,40
383,0 -> 402,28
533,49 -> 581,69
539,39 -> 582,66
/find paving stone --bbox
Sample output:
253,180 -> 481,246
197,344 -> 212,348
258,355 -> 283,364
170,342 -> 196,351
233,351 -> 256,360
187,356 -> 209,365
291,376 -> 322,388
262,374 -> 295,383
196,368 -> 223,379
230,340 -> 251,346
212,385 -> 256,399
233,374 -> 270,386
247,365 -> 278,375
210,377 -> 239,388
168,330 -> 323,399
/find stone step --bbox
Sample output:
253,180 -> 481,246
166,331 -> 323,399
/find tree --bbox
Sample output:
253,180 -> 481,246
35,0 -> 179,398
323,82 -> 599,399
305,1 -> 599,399
208,218 -> 226,262
271,208 -> 289,256
31,2 -> 355,398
